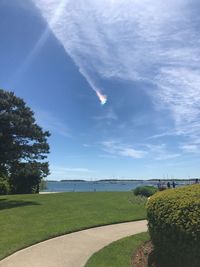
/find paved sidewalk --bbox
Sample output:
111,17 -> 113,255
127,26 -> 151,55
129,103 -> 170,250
0,220 -> 147,267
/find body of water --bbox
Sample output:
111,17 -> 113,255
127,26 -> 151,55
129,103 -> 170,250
41,180 -> 194,193
43,180 -> 159,192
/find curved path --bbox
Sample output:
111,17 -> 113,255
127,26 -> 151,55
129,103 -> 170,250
0,220 -> 147,267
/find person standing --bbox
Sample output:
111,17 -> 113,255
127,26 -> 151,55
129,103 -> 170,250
157,179 -> 162,190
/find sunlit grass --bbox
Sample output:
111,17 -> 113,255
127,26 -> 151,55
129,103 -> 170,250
0,192 -> 146,260
85,232 -> 149,267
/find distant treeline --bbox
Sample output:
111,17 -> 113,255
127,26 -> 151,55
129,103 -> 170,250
60,180 -> 86,182
98,179 -> 143,182
46,178 -> 200,182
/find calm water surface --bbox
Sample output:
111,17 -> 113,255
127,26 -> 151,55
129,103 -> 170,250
43,181 -> 158,192
41,180 -> 192,193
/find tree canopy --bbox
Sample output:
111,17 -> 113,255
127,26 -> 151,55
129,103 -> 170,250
0,89 -> 50,193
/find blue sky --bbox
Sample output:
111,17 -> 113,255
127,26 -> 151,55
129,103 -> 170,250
1,0 -> 200,180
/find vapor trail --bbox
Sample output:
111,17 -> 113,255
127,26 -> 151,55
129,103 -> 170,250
33,0 -> 107,105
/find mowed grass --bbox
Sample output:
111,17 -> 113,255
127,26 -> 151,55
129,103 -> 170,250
85,232 -> 149,267
0,192 -> 146,260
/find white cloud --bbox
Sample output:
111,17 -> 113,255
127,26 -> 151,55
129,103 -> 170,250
145,144 -> 180,160
101,140 -> 147,159
49,165 -> 94,180
93,108 -> 118,121
147,132 -> 176,140
33,0 -> 200,141
119,147 -> 147,158
154,67 -> 200,138
180,144 -> 200,154
101,140 -> 181,161
51,165 -> 93,174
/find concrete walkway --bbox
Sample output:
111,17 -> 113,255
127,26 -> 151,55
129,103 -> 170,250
0,220 -> 147,267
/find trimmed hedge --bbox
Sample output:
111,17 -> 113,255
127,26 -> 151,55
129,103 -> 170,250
133,185 -> 158,197
147,184 -> 200,267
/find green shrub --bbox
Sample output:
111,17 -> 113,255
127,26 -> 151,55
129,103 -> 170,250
133,185 -> 158,197
147,184 -> 200,267
0,179 -> 10,195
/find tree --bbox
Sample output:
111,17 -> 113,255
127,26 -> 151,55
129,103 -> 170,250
10,162 -> 49,194
0,89 -> 50,193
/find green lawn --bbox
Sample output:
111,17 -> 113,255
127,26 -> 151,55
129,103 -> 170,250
0,192 -> 146,260
85,232 -> 149,267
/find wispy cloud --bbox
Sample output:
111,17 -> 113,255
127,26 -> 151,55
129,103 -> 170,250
101,140 -> 147,159
34,109 -> 70,137
101,140 -> 181,161
93,108 -> 118,121
33,0 -> 200,143
145,144 -> 180,161
52,166 -> 93,173
181,144 -> 199,153
180,142 -> 200,154
154,67 -> 200,138
49,165 -> 94,180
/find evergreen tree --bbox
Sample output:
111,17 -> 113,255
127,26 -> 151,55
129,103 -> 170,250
0,89 -> 50,193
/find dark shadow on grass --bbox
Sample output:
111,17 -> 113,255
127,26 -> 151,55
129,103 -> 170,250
0,198 -> 40,210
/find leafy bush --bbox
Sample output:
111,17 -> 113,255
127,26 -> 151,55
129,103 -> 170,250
133,186 -> 158,197
0,179 -> 10,195
147,184 -> 200,267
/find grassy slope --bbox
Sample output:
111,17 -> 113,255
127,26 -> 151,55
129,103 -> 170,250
85,232 -> 149,267
0,192 -> 146,260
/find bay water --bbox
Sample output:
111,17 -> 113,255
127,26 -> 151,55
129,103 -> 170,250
42,180 -> 158,192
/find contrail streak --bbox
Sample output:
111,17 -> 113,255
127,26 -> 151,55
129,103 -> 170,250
33,0 -> 107,105
79,67 -> 107,105
95,90 -> 107,105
